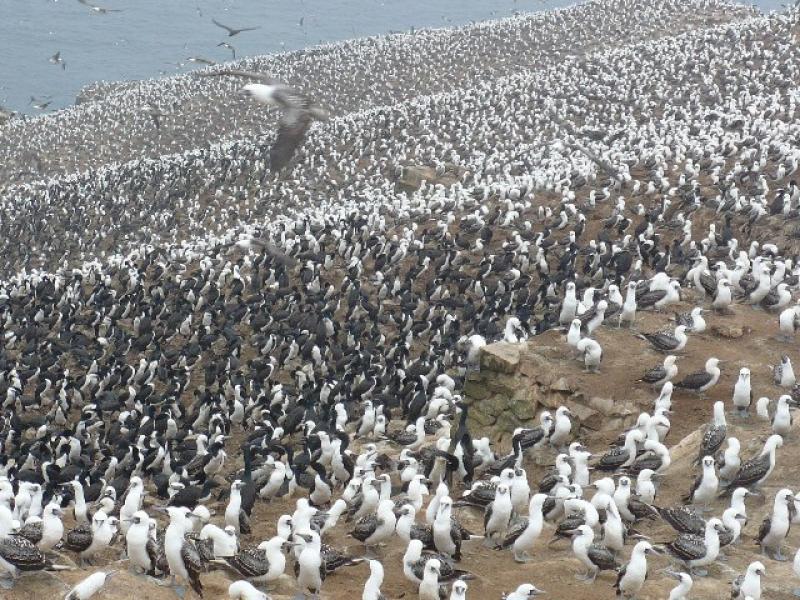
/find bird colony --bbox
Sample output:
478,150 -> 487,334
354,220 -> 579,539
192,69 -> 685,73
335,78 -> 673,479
2,0 -> 800,599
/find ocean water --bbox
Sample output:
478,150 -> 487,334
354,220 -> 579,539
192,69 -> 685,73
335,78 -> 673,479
0,0 -> 786,115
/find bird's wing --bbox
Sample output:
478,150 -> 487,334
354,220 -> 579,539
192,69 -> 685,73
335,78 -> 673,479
731,453 -> 769,487
0,536 -> 47,570
211,18 -> 234,33
676,370 -> 712,389
270,109 -> 313,171
668,534 -> 704,560
756,516 -> 771,543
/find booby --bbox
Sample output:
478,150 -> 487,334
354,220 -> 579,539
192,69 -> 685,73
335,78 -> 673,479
362,559 -> 385,600
64,571 -> 118,600
494,493 -> 548,562
449,580 -> 468,600
666,571 -> 692,600
721,434 -> 783,494
228,580 -> 269,600
732,368 -> 753,417
757,488 -> 795,561
219,535 -> 289,585
730,561 -> 765,600
614,540 -> 657,599
125,510 -> 159,575
637,355 -> 678,387
570,524 -> 619,582
676,307 -> 706,333
350,498 -> 397,549
719,437 -> 741,482
484,484 -> 513,544
664,517 -> 724,576
502,583 -> 546,599
637,325 -> 688,353
696,401 -> 726,465
162,506 -> 206,598
674,357 -> 721,396
402,539 -> 473,585
295,530 -> 325,598
772,394 -> 793,437
773,355 -> 796,388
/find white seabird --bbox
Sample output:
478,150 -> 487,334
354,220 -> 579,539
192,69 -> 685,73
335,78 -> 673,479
732,367 -> 753,417
63,570 -> 118,600
614,540 -> 657,599
502,583 -> 546,599
756,488 -> 795,561
730,561 -> 765,600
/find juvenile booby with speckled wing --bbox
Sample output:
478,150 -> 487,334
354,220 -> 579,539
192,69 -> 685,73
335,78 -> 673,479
200,69 -> 329,171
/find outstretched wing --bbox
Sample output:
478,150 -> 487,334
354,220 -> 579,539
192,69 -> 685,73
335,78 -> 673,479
270,109 -> 313,171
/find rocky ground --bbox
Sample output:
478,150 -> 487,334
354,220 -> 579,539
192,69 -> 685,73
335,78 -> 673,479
4,2 -> 800,600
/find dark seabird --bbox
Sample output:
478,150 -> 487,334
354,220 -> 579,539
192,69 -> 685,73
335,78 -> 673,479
637,355 -> 678,386
694,401 -> 726,465
664,518 -> 724,577
721,435 -> 783,495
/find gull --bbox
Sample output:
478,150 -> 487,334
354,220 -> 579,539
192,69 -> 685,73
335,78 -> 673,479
217,42 -> 236,59
78,0 -> 123,14
187,57 -> 217,66
200,69 -> 329,171
49,51 -> 65,70
212,18 -> 260,37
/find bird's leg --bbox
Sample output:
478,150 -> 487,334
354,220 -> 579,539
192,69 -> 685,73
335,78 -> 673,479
173,585 -> 186,600
156,575 -> 176,587
514,551 -> 533,563
574,569 -> 592,581
586,569 -> 599,583
0,578 -> 14,590
690,568 -> 708,577
793,587 -> 800,597
774,547 -> 789,562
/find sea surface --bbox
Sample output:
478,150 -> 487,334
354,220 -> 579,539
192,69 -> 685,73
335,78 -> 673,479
0,0 -> 786,115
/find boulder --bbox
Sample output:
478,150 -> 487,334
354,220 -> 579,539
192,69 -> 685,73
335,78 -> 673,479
480,342 -> 520,374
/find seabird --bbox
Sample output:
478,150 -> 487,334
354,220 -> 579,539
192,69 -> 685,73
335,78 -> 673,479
696,401 -> 727,465
637,325 -> 689,352
228,580 -> 269,600
211,18 -> 261,37
665,570 -> 693,600
64,571 -> 118,600
772,355 -> 796,388
756,488 -> 795,561
732,368 -> 753,417
614,540 -> 657,599
218,535 -> 289,585
718,437 -> 741,483
200,69 -> 329,170
350,498 -> 397,549
637,355 -> 678,387
772,394 -> 793,437
162,506 -> 206,598
664,517 -> 724,577
494,493 -> 548,562
569,524 -> 620,582
721,435 -> 783,494
730,561 -> 765,600
683,456 -> 718,510
674,357 -> 721,396
502,583 -> 547,599
362,559 -> 386,600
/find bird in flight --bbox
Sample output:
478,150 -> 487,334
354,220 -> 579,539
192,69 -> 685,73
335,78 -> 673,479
217,42 -> 236,59
199,69 -> 329,171
78,0 -> 123,14
49,51 -> 66,70
212,18 -> 260,37
187,56 -> 217,66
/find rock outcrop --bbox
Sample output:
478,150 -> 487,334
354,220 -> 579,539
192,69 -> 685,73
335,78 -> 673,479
464,341 -> 639,444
